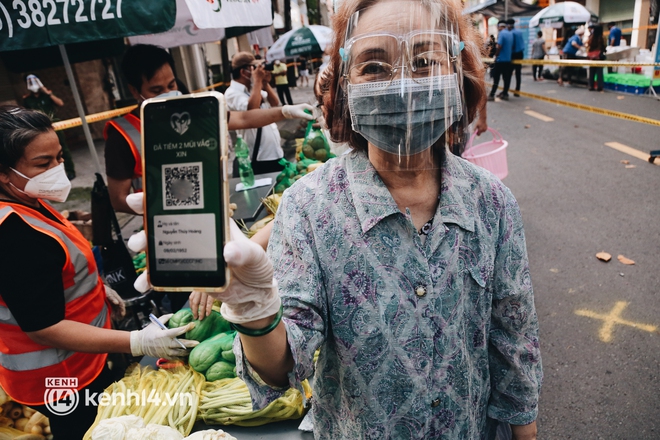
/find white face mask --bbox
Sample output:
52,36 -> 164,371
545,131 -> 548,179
322,55 -> 330,64
10,163 -> 71,202
26,75 -> 43,93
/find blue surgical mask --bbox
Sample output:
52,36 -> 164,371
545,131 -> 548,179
347,74 -> 462,156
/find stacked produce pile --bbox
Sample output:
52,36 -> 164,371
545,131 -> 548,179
0,387 -> 52,439
83,365 -> 205,438
198,378 -> 311,427
84,307 -> 310,437
274,122 -> 335,194
169,308 -> 237,382
88,414 -> 236,439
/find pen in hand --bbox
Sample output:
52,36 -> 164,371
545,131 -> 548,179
149,313 -> 188,350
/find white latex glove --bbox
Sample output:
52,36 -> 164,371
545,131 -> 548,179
126,193 -> 144,215
104,284 -> 126,321
282,103 -> 315,120
200,219 -> 281,324
129,313 -> 198,360
189,291 -> 215,320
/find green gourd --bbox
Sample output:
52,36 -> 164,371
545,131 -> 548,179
188,331 -> 236,373
205,361 -> 236,381
220,349 -> 236,364
168,308 -> 194,329
185,310 -> 231,342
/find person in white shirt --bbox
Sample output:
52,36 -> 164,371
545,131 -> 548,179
225,52 -> 285,175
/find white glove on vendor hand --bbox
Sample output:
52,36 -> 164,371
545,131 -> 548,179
282,103 -> 315,120
199,219 -> 281,324
129,313 -> 198,359
104,284 -> 126,321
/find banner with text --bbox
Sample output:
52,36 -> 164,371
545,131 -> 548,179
0,0 -> 176,52
128,0 -> 224,48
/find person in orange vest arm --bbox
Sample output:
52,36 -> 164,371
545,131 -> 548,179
104,44 -> 314,215
0,105 -> 200,440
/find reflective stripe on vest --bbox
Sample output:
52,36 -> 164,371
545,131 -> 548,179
0,304 -> 108,371
105,115 -> 143,190
0,206 -> 98,306
0,202 -> 109,405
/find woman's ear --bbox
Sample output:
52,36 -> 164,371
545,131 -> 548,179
0,166 -> 12,184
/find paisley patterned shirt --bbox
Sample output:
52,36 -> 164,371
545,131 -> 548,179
235,151 -> 542,439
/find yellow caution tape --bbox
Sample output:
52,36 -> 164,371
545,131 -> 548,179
52,106 -> 137,131
52,82 -> 232,131
482,57 -> 660,67
513,59 -> 660,67
486,83 -> 660,127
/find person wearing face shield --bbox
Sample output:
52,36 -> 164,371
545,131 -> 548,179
23,74 -> 76,180
0,105 -> 200,440
104,44 -> 314,215
191,0 -> 542,439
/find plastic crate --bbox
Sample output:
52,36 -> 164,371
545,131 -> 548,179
624,85 -> 648,94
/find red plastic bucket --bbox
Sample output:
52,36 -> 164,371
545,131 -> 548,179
462,128 -> 508,179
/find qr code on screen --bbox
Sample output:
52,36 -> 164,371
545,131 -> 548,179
162,162 -> 204,210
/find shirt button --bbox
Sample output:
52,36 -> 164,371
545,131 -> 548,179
431,398 -> 440,408
415,286 -> 427,297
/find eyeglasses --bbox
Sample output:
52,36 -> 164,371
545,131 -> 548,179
344,31 -> 458,89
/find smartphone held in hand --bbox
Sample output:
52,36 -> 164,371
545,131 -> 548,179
140,92 -> 230,292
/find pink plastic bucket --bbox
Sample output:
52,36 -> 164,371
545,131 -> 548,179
462,128 -> 508,179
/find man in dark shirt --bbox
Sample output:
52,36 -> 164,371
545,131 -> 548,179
507,19 -> 525,97
607,22 -> 622,47
488,20 -> 514,101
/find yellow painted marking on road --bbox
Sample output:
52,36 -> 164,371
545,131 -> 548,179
524,110 -> 554,122
486,83 -> 660,128
605,142 -> 660,166
575,301 -> 658,342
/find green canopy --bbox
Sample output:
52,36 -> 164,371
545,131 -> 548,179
0,0 -> 176,174
0,1 -> 176,51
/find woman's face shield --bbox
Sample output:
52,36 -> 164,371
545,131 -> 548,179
334,1 -> 467,171
346,30 -> 458,88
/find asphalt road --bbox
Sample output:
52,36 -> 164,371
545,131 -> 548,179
486,71 -> 659,439
60,75 -> 659,439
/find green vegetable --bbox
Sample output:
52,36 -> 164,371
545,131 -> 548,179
188,331 -> 236,373
168,308 -> 194,329
221,349 -> 236,364
185,310 -> 231,342
205,361 -> 236,381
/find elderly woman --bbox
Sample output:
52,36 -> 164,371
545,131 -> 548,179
0,106 -> 198,439
210,0 -> 542,438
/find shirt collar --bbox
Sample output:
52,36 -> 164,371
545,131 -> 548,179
345,150 -> 475,234
230,80 -> 249,95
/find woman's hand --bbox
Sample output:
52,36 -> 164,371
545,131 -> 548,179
104,284 -> 126,321
189,291 -> 215,320
511,421 -> 537,440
